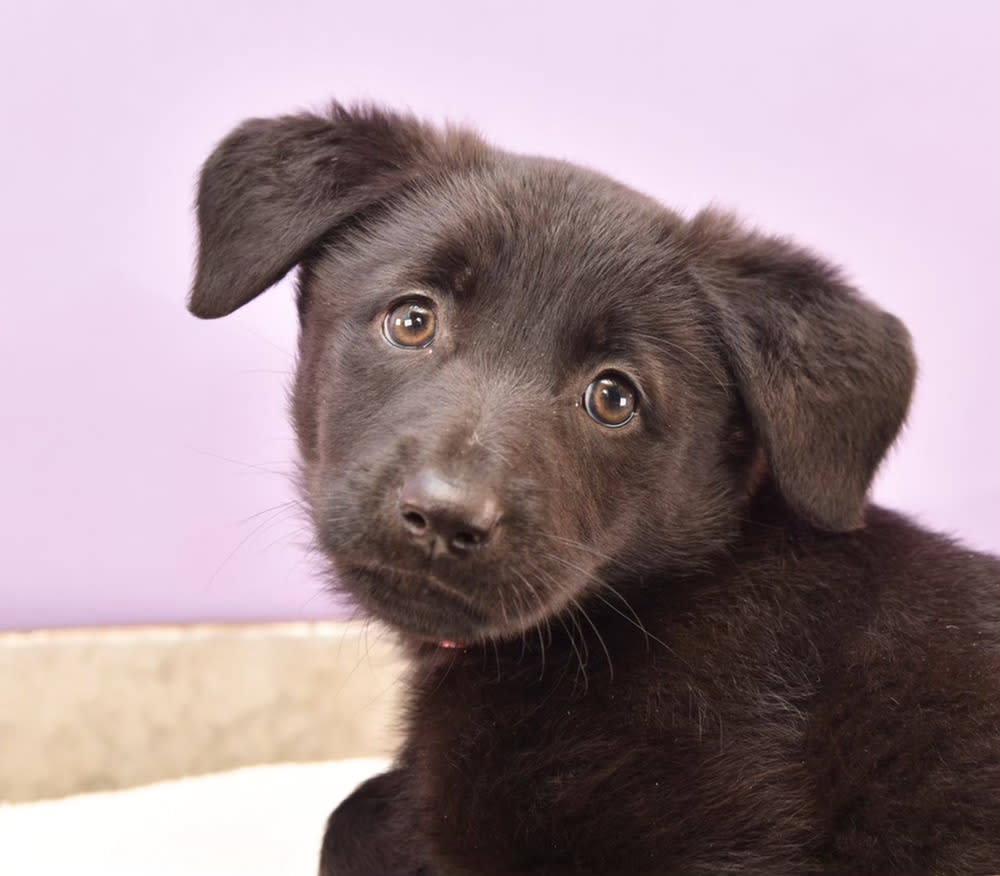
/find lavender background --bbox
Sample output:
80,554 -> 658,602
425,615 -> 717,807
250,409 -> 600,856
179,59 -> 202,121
1,0 -> 997,630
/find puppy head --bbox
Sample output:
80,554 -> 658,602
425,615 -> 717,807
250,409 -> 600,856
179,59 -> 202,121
191,103 -> 915,643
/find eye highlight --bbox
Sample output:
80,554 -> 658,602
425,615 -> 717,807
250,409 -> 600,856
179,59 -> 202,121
584,373 -> 638,427
383,298 -> 437,348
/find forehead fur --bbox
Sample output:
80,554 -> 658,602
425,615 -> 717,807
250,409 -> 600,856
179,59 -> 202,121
316,152 -> 704,326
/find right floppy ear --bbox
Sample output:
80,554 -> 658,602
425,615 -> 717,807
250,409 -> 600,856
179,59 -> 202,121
189,103 -> 485,319
688,211 -> 916,532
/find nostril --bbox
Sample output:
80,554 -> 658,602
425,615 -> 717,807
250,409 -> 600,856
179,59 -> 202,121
450,528 -> 486,552
401,508 -> 429,535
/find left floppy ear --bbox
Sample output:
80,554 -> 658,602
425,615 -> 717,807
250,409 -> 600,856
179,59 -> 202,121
689,211 -> 916,532
189,102 -> 485,319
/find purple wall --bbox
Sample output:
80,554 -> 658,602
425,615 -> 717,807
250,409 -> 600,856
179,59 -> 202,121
1,1 -> 997,630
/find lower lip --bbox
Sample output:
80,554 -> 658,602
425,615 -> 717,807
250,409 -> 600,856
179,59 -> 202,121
345,564 -> 489,639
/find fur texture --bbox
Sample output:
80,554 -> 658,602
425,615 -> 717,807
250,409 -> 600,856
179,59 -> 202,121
190,103 -> 1000,875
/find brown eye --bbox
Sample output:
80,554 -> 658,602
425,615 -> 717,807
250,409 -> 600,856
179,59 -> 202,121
383,299 -> 437,348
584,373 -> 638,427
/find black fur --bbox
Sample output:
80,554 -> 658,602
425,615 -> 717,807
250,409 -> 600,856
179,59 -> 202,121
190,103 -> 1000,875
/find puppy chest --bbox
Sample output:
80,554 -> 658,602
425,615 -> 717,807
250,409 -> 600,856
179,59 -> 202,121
406,660 -> 819,871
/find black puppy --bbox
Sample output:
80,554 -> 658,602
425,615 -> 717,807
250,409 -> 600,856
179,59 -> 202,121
189,104 -> 1000,875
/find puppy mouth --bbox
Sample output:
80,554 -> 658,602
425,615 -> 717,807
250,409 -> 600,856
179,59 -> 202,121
340,561 -> 493,642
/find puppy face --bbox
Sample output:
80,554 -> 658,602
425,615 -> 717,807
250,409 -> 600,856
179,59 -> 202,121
190,104 -> 916,643
292,163 -> 747,641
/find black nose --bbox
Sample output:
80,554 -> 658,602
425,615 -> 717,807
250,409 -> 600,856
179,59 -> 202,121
399,470 -> 500,556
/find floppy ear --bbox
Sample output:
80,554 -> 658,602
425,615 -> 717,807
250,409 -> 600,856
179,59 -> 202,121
189,103 -> 484,319
690,211 -> 916,532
